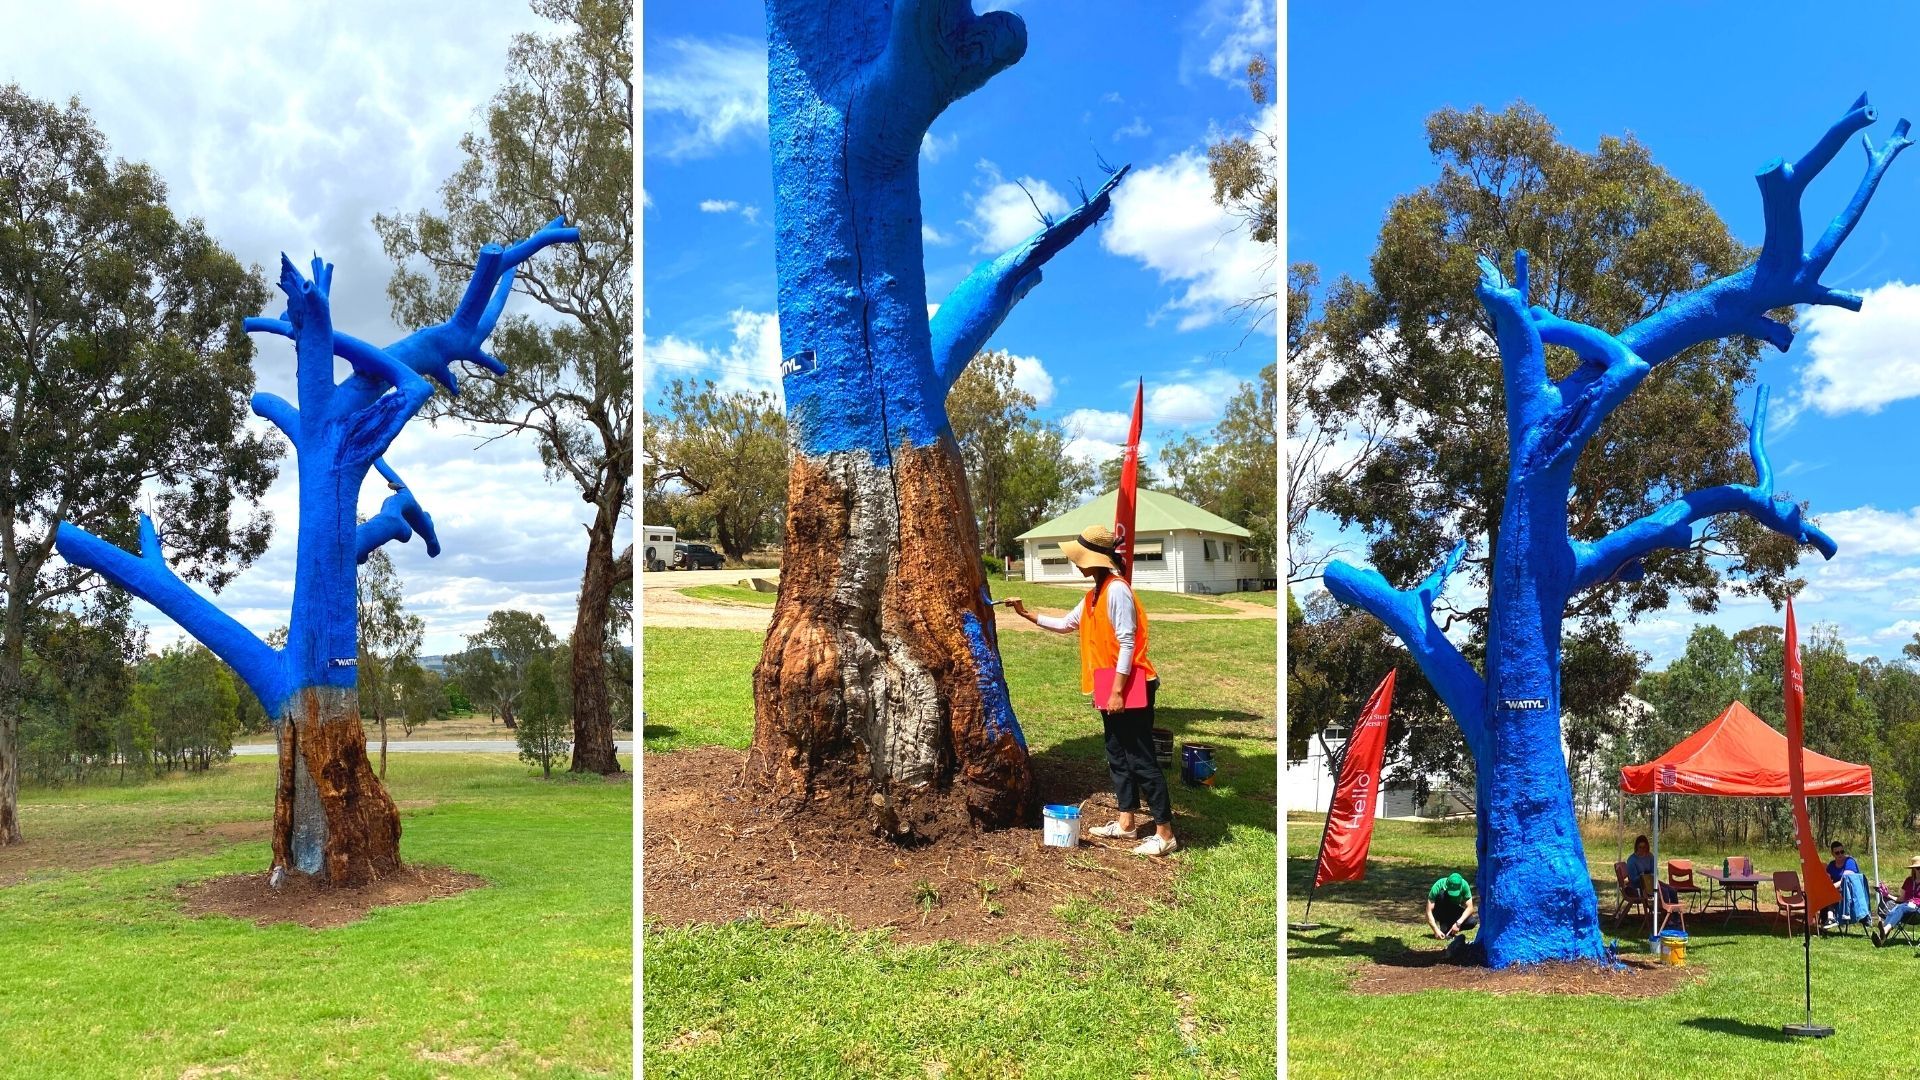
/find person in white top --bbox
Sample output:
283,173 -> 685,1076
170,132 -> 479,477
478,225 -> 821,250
1008,524 -> 1176,857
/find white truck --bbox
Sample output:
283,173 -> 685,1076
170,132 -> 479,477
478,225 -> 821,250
642,525 -> 677,573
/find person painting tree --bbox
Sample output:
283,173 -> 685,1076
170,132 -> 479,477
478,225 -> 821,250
1007,525 -> 1176,857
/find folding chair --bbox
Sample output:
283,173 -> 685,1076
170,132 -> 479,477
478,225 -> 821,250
1773,871 -> 1808,938
1873,883 -> 1920,947
1613,861 -> 1652,929
1667,860 -> 1704,912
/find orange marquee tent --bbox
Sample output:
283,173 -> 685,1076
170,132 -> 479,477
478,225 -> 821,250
1620,700 -> 1880,896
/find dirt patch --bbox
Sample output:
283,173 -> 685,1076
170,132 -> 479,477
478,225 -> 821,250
0,819 -> 267,887
643,746 -> 1180,944
178,864 -> 488,928
1350,950 -> 1703,998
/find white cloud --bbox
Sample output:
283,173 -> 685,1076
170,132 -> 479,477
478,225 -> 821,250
1148,381 -> 1223,426
1062,408 -> 1132,444
922,223 -> 956,247
1189,0 -> 1275,84
1114,117 -> 1152,140
968,162 -> 1070,253
1815,505 -> 1920,557
1010,353 -> 1054,406
698,198 -> 761,224
647,309 -> 785,402
1103,136 -> 1274,331
1795,281 -> 1920,415
1101,91 -> 1124,105
922,131 -> 959,162
643,36 -> 767,160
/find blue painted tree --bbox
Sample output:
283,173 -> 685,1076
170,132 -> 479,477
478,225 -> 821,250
55,221 -> 578,884
748,0 -> 1125,832
1325,98 -> 1909,967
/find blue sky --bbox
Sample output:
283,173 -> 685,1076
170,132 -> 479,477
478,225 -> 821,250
642,0 -> 1277,474
1290,1 -> 1920,667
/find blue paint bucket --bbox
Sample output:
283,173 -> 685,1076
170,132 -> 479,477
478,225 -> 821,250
1041,804 -> 1081,848
1181,743 -> 1217,787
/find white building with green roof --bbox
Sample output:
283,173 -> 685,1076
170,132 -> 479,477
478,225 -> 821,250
1014,489 -> 1272,594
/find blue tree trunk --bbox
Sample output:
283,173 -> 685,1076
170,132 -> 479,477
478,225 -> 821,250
1324,98 -> 1911,967
57,224 -> 577,883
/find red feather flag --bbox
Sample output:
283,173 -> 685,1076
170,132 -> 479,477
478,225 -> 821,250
1114,379 -> 1143,582
1787,599 -> 1841,914
1314,670 -> 1396,886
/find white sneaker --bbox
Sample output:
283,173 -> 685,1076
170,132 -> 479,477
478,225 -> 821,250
1131,834 -> 1179,857
1089,821 -> 1145,840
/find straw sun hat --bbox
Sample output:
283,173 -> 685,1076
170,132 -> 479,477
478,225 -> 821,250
1908,855 -> 1920,870
1060,525 -> 1123,573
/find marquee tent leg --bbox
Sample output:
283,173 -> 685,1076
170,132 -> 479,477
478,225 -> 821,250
1652,791 -> 1662,937
1870,791 -> 1881,900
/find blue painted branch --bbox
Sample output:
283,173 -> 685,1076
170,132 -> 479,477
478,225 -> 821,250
53,516 -> 286,712
931,166 -> 1129,391
355,460 -> 440,564
1619,96 -> 1911,365
1323,540 -> 1489,755
1572,385 -> 1837,591
1475,253 -> 1556,447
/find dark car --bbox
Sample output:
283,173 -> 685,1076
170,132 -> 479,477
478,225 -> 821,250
672,542 -> 725,570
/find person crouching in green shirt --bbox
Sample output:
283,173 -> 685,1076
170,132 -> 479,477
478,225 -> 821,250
1427,873 -> 1478,944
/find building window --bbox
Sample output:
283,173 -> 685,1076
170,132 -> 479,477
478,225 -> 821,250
1203,539 -> 1217,561
1133,537 -> 1164,564
1037,542 -> 1067,567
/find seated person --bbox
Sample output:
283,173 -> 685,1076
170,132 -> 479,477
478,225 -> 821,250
1871,856 -> 1920,947
1824,840 -> 1861,928
1427,872 -> 1478,944
1624,835 -> 1677,903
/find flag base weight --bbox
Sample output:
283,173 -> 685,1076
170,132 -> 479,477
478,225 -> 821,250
1287,922 -> 1321,932
1782,1022 -> 1834,1039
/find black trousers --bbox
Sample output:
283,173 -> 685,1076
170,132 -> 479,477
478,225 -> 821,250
1102,680 -> 1170,826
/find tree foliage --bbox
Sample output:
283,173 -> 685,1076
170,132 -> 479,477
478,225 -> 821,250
642,380 -> 788,560
0,85 -> 277,839
947,350 -> 1091,556
1300,102 -> 1815,719
375,0 -> 632,768
1204,54 -> 1276,327
1160,363 -> 1277,565
356,549 -> 424,773
459,609 -> 560,730
516,653 -> 571,777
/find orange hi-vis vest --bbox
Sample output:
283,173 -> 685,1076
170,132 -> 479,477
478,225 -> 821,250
1078,575 -> 1155,694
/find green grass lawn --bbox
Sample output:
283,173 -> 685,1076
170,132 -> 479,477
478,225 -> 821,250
1287,815 -> 1920,1078
0,754 -> 632,1079
642,619 -> 1278,1078
676,583 -> 775,606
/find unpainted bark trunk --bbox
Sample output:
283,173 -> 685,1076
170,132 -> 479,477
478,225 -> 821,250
0,612 -> 22,846
271,686 -> 401,885
750,444 -> 1033,836
570,496 -> 622,775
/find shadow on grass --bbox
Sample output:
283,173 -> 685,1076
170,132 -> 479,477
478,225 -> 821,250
642,724 -> 680,746
1679,1017 -> 1790,1043
1036,725 -> 1276,852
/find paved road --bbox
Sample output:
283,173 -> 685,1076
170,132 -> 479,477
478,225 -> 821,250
641,566 -> 779,587
234,740 -> 634,756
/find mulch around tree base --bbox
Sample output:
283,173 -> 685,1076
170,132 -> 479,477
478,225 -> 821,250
1350,950 -> 1704,998
642,746 -> 1180,944
178,864 -> 489,929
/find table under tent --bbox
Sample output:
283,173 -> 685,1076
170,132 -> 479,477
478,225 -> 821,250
1618,701 -> 1879,920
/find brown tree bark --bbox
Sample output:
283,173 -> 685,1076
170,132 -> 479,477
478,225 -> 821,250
271,686 -> 401,885
569,480 -> 630,775
750,445 -> 1033,837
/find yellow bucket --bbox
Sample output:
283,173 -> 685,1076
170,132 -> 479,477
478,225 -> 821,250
1661,932 -> 1688,967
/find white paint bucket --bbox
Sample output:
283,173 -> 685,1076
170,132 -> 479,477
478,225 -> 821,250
1042,804 -> 1081,848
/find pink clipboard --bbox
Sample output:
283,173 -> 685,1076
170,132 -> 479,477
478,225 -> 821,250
1092,667 -> 1149,710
